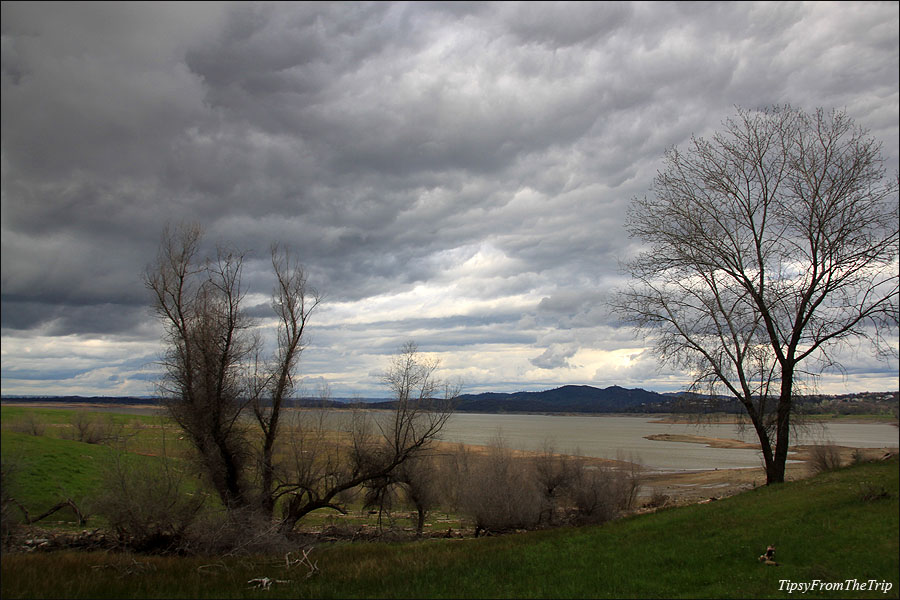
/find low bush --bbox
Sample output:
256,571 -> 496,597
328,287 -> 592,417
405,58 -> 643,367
857,481 -> 891,502
8,412 -> 45,437
809,442 -> 843,473
567,460 -> 639,525
457,438 -> 544,535
92,452 -> 207,553
643,490 -> 671,509
452,437 -> 643,534
1,459 -> 21,550
64,411 -> 121,445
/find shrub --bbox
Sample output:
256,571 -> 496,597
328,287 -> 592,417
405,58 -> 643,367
1,459 -> 22,550
457,439 -> 543,535
9,412 -> 45,437
644,491 -> 671,509
809,442 -> 843,474
857,481 -> 891,502
65,411 -> 120,445
92,452 -> 207,553
181,508 -> 295,556
531,442 -> 575,526
565,457 -> 642,525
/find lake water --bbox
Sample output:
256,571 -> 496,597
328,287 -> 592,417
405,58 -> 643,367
436,413 -> 900,472
17,403 -> 897,472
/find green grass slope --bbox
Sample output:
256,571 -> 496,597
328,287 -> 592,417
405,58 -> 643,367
2,457 -> 897,599
1,431 -> 118,521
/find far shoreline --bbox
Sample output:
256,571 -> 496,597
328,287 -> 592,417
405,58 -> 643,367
2,400 -> 896,424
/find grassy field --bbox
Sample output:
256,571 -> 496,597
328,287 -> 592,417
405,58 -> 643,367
0,406 -> 461,532
2,446 -> 897,598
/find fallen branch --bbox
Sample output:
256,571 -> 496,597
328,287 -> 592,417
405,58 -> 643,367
13,498 -> 88,525
285,548 -> 319,578
248,577 -> 292,590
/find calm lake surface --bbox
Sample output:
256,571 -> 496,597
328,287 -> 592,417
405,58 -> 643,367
437,413 -> 900,472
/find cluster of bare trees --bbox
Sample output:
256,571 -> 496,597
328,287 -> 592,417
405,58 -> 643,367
143,225 -> 457,538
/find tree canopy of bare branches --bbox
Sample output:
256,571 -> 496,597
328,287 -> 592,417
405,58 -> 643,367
616,105 -> 899,484
145,224 -> 319,517
270,343 -> 457,534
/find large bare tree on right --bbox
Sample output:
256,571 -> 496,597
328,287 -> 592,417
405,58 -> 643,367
617,106 -> 899,484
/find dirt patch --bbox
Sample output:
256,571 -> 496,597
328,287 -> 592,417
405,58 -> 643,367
647,414 -> 746,424
638,445 -> 897,507
643,433 -> 758,449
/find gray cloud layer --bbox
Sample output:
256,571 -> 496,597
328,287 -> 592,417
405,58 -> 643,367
2,1 -> 898,396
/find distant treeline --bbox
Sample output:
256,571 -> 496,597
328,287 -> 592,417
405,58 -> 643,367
3,386 -> 897,415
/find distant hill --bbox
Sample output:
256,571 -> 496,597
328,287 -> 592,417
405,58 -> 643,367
0,387 -> 735,414
4,387 -> 895,416
449,385 -> 671,413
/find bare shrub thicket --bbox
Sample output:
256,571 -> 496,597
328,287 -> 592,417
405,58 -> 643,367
457,437 -> 544,535
9,412 -> 45,436
1,459 -> 21,550
394,453 -> 443,535
361,474 -> 399,531
65,411 -> 121,445
92,450 -> 207,552
809,442 -> 843,474
446,438 -> 643,535
182,508 -> 296,556
531,442 -> 575,526
566,458 -> 641,525
643,491 -> 671,509
434,443 -> 473,513
363,452 -> 444,536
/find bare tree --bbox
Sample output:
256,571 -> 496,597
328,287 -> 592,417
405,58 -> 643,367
617,106 -> 899,484
393,453 -> 442,536
9,412 -> 45,436
250,245 -> 319,519
269,342 -> 457,534
146,224 -> 256,509
145,225 -> 319,516
93,445 -> 207,552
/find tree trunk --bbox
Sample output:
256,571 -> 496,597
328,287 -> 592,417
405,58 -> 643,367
767,367 -> 794,484
415,504 -> 426,537
751,418 -> 777,484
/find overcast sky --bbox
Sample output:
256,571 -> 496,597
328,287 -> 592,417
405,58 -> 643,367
2,1 -> 898,399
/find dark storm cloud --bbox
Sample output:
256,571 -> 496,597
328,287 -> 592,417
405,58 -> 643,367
2,1 -> 897,396
0,299 -> 151,337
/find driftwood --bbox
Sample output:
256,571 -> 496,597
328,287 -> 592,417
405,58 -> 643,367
285,548 -> 320,578
247,577 -> 292,590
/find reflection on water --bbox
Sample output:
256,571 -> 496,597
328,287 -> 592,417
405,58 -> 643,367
437,413 -> 900,472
